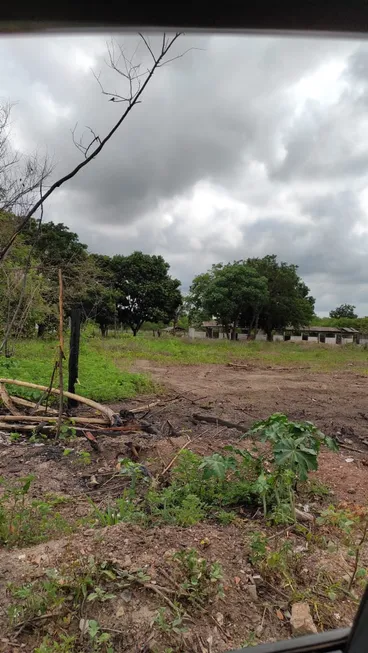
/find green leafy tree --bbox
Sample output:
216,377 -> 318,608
247,255 -> 315,341
329,304 -> 358,319
23,220 -> 95,336
0,215 -> 50,347
202,262 -> 269,339
112,251 -> 182,336
80,254 -> 118,336
186,272 -> 213,327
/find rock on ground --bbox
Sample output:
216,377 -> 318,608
291,603 -> 318,636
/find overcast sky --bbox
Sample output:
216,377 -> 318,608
1,31 -> 368,315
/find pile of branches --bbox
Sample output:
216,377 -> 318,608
0,378 -> 161,439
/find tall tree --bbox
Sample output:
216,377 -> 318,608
201,261 -> 269,339
112,251 -> 182,336
80,254 -> 118,336
23,220 -> 91,336
0,215 -> 49,347
247,255 -> 315,340
186,271 -> 214,327
329,304 -> 358,319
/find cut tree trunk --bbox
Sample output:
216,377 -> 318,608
68,308 -> 81,408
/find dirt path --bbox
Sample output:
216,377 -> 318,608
133,360 -> 368,504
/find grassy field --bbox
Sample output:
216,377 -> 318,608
0,338 -> 154,402
1,334 -> 367,404
95,332 -> 368,372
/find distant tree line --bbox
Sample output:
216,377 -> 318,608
1,213 -> 366,344
0,214 -> 182,340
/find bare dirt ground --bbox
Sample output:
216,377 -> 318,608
133,360 -> 368,504
0,361 -> 367,652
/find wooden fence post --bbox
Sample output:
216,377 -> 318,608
68,308 -> 81,409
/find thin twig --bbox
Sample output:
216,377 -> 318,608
161,437 -> 192,476
159,425 -> 229,477
348,519 -> 368,590
14,611 -> 65,637
143,582 -> 181,613
261,578 -> 290,600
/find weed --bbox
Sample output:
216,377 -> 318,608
29,432 -> 48,443
87,586 -> 116,603
147,488 -> 205,526
9,432 -> 21,442
88,491 -> 146,526
8,557 -> 118,649
0,476 -> 71,547
241,631 -> 259,647
87,421 -> 331,531
117,458 -> 151,494
172,548 -> 224,605
58,423 -> 77,441
249,531 -> 268,565
35,634 -> 77,653
248,532 -> 301,590
215,509 -> 237,524
244,414 -> 338,522
318,504 -> 368,590
249,413 -> 338,482
305,479 -> 331,499
154,607 -> 187,634
83,619 -> 114,652
77,451 -> 92,465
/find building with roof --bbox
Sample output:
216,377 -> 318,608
188,322 -> 362,345
284,325 -> 360,344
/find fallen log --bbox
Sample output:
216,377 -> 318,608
10,395 -> 58,415
0,422 -> 47,432
192,413 -> 247,434
0,379 -> 119,426
0,424 -> 149,440
0,414 -> 109,425
0,383 -> 21,416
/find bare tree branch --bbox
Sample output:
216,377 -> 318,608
0,32 -> 183,262
138,33 -> 157,63
0,103 -> 52,217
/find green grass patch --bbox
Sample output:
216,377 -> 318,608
0,337 -> 154,402
92,332 -> 367,372
0,476 -> 72,548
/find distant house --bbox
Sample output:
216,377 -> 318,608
188,321 -> 362,345
189,321 -> 261,340
284,326 -> 360,345
202,321 -> 225,338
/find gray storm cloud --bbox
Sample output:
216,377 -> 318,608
0,32 -> 368,314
